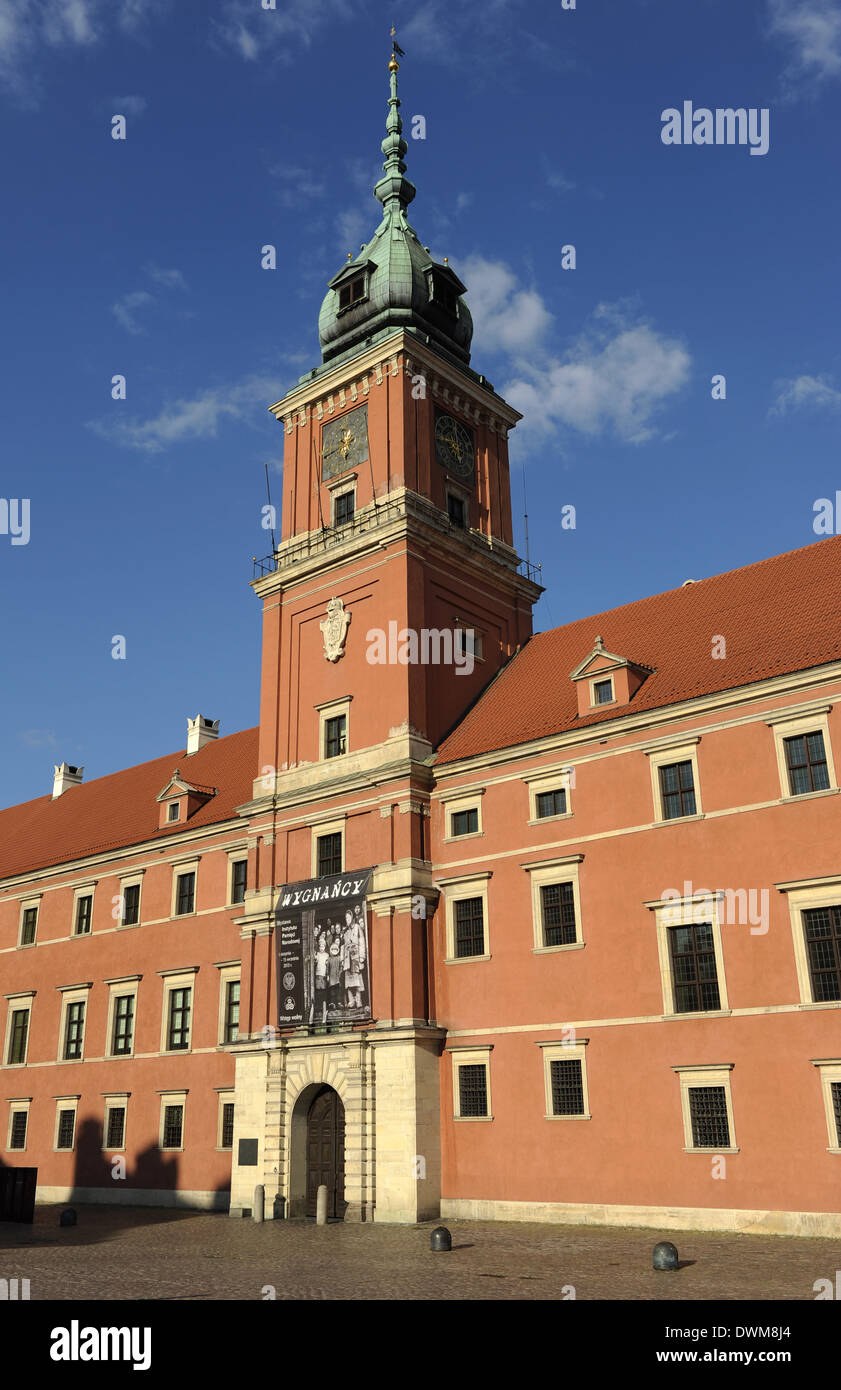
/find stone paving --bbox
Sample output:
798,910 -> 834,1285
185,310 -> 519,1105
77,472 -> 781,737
0,1205 -> 836,1300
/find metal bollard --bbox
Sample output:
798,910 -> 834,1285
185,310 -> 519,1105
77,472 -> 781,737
253,1184 -> 265,1224
653,1240 -> 679,1270
316,1184 -> 328,1226
430,1226 -> 452,1252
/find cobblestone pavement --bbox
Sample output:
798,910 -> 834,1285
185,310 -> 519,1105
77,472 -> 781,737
0,1206 -> 835,1300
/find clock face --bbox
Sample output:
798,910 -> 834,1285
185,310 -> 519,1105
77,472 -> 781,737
434,410 -> 475,481
322,404 -> 369,481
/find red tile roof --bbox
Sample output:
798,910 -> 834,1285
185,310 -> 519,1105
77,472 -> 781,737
0,728 -> 258,881
437,536 -> 841,765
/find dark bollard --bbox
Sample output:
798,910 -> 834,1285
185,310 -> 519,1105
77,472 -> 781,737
430,1226 -> 452,1252
653,1240 -> 679,1270
59,1208 -> 77,1228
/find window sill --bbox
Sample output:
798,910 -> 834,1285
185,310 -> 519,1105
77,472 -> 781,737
544,1112 -> 591,1121
797,1000 -> 841,1010
826,1147 -> 841,1155
663,1009 -> 732,1021
781,787 -> 840,804
216,1146 -> 234,1153
444,953 -> 491,965
1,1062 -> 28,1069
172,912 -> 196,920
117,922 -> 140,931
532,942 -> 585,955
16,942 -> 36,950
683,1146 -> 739,1154
454,1114 -> 493,1122
527,814 -> 573,826
443,832 -> 484,844
654,813 -> 705,828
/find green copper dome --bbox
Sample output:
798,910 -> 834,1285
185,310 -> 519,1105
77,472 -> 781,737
317,57 -> 474,370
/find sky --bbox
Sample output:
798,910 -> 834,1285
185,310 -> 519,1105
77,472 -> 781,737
1,0 -> 840,809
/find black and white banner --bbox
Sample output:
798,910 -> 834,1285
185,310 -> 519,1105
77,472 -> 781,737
275,869 -> 373,1027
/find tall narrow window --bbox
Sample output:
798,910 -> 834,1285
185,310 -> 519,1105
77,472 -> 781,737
447,493 -> 466,528
106,1106 -> 126,1150
669,923 -> 721,1012
659,760 -> 697,819
162,1104 -> 183,1149
540,882 -> 577,947
333,490 -> 355,527
8,1008 -> 29,1065
324,715 -> 347,759
112,994 -> 135,1056
784,731 -> 830,795
230,859 -> 247,905
802,905 -> 841,1002
454,897 -> 485,959
20,907 -> 38,946
221,1102 -> 235,1150
832,1082 -> 841,1148
458,1063 -> 488,1117
63,1001 -> 85,1060
316,832 -> 343,877
167,988 -> 191,1051
224,980 -> 240,1044
122,883 -> 140,926
9,1110 -> 28,1150
74,895 -> 92,936
688,1086 -> 730,1148
175,871 -> 195,916
56,1109 -> 76,1150
550,1058 -> 585,1116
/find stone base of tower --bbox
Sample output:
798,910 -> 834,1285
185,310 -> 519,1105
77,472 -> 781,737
228,1025 -> 445,1224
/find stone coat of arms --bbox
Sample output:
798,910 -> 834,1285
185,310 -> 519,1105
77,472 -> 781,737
320,597 -> 351,662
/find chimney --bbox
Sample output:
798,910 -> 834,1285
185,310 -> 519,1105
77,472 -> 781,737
186,715 -> 219,755
52,763 -> 84,798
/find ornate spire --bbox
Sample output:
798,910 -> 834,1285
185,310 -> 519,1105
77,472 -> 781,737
373,42 -> 416,213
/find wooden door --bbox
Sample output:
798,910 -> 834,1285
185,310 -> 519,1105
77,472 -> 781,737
305,1086 -> 345,1219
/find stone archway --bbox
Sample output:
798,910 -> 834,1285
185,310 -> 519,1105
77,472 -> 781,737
288,1082 -> 347,1220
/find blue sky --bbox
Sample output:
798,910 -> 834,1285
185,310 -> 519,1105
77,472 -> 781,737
1,0 -> 840,808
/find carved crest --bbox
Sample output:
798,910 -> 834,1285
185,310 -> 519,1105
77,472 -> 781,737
320,597 -> 351,662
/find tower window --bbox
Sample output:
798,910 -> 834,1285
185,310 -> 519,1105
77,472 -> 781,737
338,275 -> 366,310
333,490 -> 355,527
324,715 -> 347,759
447,493 -> 465,528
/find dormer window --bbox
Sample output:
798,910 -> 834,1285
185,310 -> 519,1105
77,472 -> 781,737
593,678 -> 614,705
428,270 -> 458,317
168,802 -> 180,822
338,275 -> 366,310
569,636 -> 653,719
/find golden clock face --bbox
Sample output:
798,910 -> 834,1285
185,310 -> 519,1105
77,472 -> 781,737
322,404 -> 369,480
434,410 -> 474,481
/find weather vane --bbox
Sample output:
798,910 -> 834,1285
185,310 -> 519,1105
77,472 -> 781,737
390,24 -> 405,58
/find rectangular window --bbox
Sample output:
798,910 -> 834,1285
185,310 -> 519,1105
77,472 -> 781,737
593,678 -> 613,705
540,882 -> 577,947
20,907 -> 38,946
224,980 -> 240,1044
112,994 -> 135,1056
669,923 -> 721,1013
550,1058 -> 585,1116
63,1001 -> 85,1060
9,1111 -> 28,1150
74,895 -> 92,936
784,731 -> 830,796
324,715 -> 347,759
458,1063 -> 488,1117
175,872 -> 195,916
447,493 -> 465,528
230,859 -> 247,905
333,490 -> 355,527
106,1106 -> 125,1150
122,883 -> 140,926
168,802 -> 180,822
450,808 -> 478,837
56,1109 -> 76,1150
338,275 -> 365,309
831,1082 -> 841,1148
7,1009 -> 29,1065
167,988 -> 192,1051
688,1086 -> 730,1148
802,906 -> 841,1002
316,832 -> 343,877
454,897 -> 485,959
536,788 -> 567,819
659,760 -> 697,820
221,1102 -> 235,1150
162,1104 -> 183,1149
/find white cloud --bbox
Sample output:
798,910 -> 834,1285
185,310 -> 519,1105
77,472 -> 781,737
458,256 -> 553,354
18,728 -> 57,749
504,304 -> 691,445
112,290 -> 153,334
113,93 -> 147,117
770,373 -> 841,415
88,374 -> 281,452
0,0 -> 163,103
546,170 -> 576,193
767,0 -> 841,91
145,264 -> 186,290
212,0 -> 351,63
269,161 -> 327,209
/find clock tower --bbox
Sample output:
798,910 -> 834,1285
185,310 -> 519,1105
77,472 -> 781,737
229,50 -> 541,1223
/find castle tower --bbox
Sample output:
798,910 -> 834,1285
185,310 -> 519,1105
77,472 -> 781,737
229,49 -> 541,1223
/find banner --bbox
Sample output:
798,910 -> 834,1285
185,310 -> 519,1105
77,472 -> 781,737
275,868 -> 373,1027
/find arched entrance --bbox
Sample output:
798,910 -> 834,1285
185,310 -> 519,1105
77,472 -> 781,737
304,1085 -> 346,1219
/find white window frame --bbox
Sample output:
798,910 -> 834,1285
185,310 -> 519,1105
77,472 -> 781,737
5,1099 -> 31,1153
117,871 -> 144,929
159,969 -> 198,1055
331,481 -> 357,527
524,766 -> 575,824
317,697 -> 351,761
216,1089 -> 235,1151
104,976 -> 141,1059
102,1093 -> 130,1152
72,882 -> 96,937
171,858 -> 199,918
440,788 -> 485,843
779,876 -> 841,1007
158,1091 -> 187,1152
56,984 -> 91,1063
647,892 -> 730,1017
523,856 -> 584,954
589,674 -> 615,707
645,736 -> 703,824
18,895 -> 41,948
437,872 -> 492,964
673,1064 -> 738,1154
53,1095 -> 80,1152
450,1045 -> 493,1121
766,705 -> 837,801
812,1059 -> 841,1153
3,993 -> 34,1067
538,1038 -> 591,1120
217,965 -> 241,1046
311,817 -> 346,878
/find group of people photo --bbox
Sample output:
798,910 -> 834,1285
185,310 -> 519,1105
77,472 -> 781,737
311,902 -> 368,1022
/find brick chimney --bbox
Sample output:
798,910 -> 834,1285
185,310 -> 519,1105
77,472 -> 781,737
186,716 -> 219,755
52,763 -> 84,798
